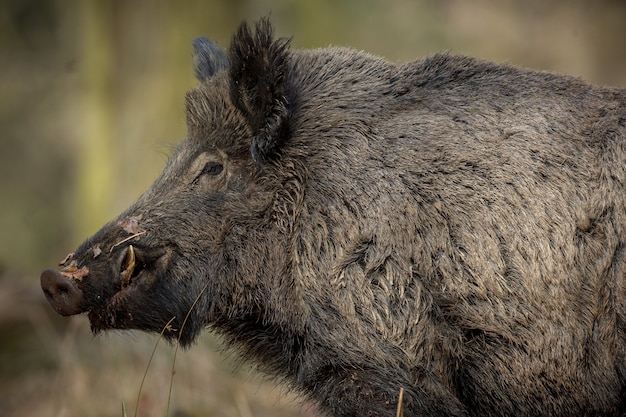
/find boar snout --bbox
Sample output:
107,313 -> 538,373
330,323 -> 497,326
41,269 -> 84,316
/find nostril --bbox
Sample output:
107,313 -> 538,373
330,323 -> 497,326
42,277 -> 70,298
57,283 -> 70,295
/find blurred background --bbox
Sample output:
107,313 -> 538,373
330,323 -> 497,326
1,0 -> 625,416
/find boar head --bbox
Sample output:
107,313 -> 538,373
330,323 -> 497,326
41,19 -> 303,347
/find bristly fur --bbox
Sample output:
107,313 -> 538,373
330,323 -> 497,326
228,18 -> 292,164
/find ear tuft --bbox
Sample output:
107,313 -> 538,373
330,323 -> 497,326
193,37 -> 228,81
229,18 -> 292,164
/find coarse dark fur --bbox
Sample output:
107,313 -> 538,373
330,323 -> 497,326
41,18 -> 626,417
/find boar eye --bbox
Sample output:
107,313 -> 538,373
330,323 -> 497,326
201,161 -> 224,176
192,161 -> 224,184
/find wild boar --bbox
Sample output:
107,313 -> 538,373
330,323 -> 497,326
41,18 -> 626,417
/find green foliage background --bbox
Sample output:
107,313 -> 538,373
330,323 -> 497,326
0,1 -> 624,416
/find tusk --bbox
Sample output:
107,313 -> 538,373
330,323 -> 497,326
120,245 -> 136,289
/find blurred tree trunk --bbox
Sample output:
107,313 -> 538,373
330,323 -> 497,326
75,0 -> 114,239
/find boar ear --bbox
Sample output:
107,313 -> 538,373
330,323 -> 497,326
229,18 -> 291,164
193,37 -> 229,81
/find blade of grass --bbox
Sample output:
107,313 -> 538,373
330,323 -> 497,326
395,387 -> 404,417
109,231 -> 147,253
133,316 -> 177,417
165,280 -> 210,417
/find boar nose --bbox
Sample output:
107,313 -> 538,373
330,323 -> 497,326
40,269 -> 84,316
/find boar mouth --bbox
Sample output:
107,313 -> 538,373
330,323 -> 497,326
110,244 -> 158,296
85,244 -> 171,331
